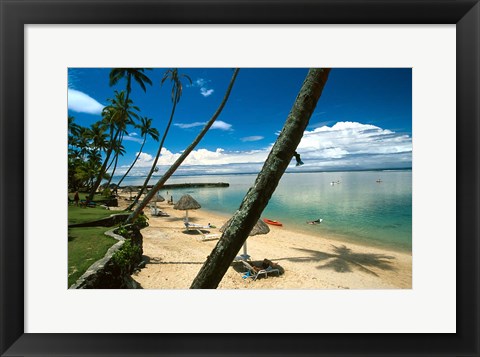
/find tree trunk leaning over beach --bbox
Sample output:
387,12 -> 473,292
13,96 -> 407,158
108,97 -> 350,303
191,68 -> 331,289
124,68 -> 240,224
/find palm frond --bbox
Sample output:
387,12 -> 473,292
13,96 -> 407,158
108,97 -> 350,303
110,68 -> 152,93
148,127 -> 160,142
109,69 -> 126,87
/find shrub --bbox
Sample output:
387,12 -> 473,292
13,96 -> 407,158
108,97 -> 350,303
133,214 -> 149,229
115,225 -> 129,237
102,188 -> 111,197
111,239 -> 141,273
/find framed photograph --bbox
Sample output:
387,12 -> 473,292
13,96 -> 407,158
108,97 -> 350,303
1,0 -> 479,356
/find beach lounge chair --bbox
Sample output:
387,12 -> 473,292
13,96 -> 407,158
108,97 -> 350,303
195,229 -> 221,242
184,222 -> 212,230
240,261 -> 280,281
150,207 -> 169,217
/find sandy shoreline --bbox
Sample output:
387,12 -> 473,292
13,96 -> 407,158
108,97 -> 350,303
112,193 -> 412,289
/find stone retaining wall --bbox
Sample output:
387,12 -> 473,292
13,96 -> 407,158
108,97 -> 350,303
70,227 -> 142,289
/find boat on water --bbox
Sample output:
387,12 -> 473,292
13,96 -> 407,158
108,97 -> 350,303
263,218 -> 283,226
307,218 -> 323,225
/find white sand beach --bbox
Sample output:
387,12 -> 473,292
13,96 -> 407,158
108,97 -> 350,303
113,193 -> 412,289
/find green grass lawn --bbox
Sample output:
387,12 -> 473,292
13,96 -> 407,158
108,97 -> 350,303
68,205 -> 120,225
68,192 -> 116,208
67,195 -> 128,287
68,192 -> 107,200
68,226 -> 118,287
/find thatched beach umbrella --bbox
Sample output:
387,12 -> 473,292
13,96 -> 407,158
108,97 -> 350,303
173,194 -> 201,223
150,193 -> 165,210
124,186 -> 138,200
220,218 -> 270,261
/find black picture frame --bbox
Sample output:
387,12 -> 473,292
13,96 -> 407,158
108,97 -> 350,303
1,1 -> 479,356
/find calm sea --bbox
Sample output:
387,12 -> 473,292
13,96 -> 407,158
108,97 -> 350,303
116,170 -> 412,253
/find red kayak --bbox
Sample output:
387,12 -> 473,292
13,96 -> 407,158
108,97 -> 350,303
263,218 -> 283,226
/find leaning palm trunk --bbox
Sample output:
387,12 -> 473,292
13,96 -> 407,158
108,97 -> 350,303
87,128 -> 120,201
191,68 -> 331,289
104,149 -> 117,175
125,68 -> 240,224
116,138 -> 146,189
104,152 -> 119,189
127,99 -> 178,211
105,134 -> 125,189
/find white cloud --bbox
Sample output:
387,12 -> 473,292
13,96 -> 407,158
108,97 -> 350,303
174,120 -> 232,131
123,132 -> 143,144
297,121 -> 412,160
68,72 -> 78,89
174,122 -> 204,129
136,152 -> 154,164
171,147 -> 268,166
191,77 -> 214,97
129,147 -> 269,169
67,89 -> 104,115
241,136 -> 264,142
120,121 -> 412,176
211,121 -> 232,131
194,78 -> 206,87
200,88 -> 214,97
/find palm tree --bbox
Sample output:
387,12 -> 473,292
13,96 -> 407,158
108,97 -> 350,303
104,68 -> 152,192
125,68 -> 240,224
128,69 -> 192,210
87,91 -> 139,201
104,131 -> 126,174
116,116 -> 159,189
104,141 -> 126,189
190,68 -> 331,289
103,90 -> 139,169
68,117 -> 95,191
68,115 -> 81,147
109,68 -> 152,103
75,159 -> 103,191
68,120 -> 108,191
75,126 -> 92,161
87,122 -> 109,156
86,149 -> 102,166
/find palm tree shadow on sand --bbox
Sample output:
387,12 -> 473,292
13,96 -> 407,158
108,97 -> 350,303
280,245 -> 396,276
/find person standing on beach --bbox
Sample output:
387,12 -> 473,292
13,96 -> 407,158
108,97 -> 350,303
74,191 -> 80,206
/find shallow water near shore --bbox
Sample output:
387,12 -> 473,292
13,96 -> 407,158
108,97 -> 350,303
116,170 -> 412,253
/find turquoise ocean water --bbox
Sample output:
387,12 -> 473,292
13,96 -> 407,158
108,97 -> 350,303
116,170 -> 412,253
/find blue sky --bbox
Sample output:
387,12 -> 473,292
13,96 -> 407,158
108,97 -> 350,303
68,68 -> 412,176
